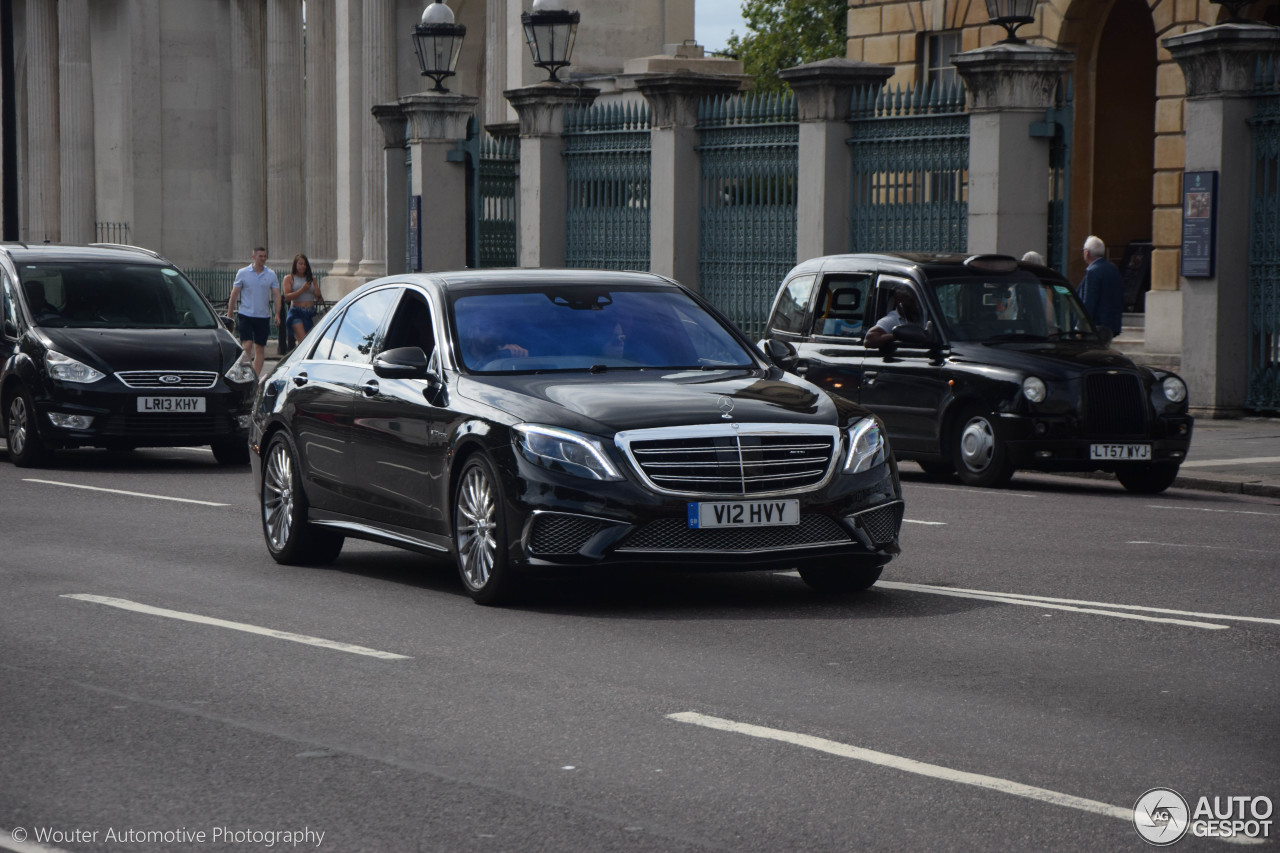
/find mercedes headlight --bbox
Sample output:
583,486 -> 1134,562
1162,375 -> 1187,403
514,424 -> 624,481
844,418 -> 886,474
45,350 -> 105,383
1022,376 -> 1046,403
225,351 -> 257,384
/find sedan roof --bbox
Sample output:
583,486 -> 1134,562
412,268 -> 679,292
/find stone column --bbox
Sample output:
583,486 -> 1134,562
397,92 -> 479,272
1165,24 -> 1280,417
953,43 -> 1074,258
25,0 -> 59,243
372,103 -> 407,275
332,0 -> 362,283
230,0 -> 267,256
484,0 -> 508,128
505,82 -> 599,267
266,0 -> 304,262
779,59 -> 893,263
636,71 -> 740,290
305,0 -> 337,266
358,0 -> 395,278
58,0 -> 93,244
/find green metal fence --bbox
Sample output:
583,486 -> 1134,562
1247,59 -> 1280,412
848,81 -> 969,254
563,102 -> 651,271
478,133 -> 519,268
697,91 -> 798,339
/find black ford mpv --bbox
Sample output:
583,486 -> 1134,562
1,243 -> 257,466
761,253 -> 1194,493
250,269 -> 904,604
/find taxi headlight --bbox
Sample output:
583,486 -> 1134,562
1162,375 -> 1187,403
514,424 -> 624,481
844,418 -> 886,474
1022,376 -> 1047,403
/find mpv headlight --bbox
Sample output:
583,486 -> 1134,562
1022,376 -> 1046,403
844,418 -> 886,474
1162,375 -> 1187,403
46,350 -> 105,384
514,424 -> 624,481
225,351 -> 257,384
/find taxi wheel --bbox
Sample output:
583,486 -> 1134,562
212,439 -> 250,466
453,454 -> 517,606
6,385 -> 50,468
261,433 -> 344,565
1115,462 -> 1180,494
798,563 -> 883,594
951,406 -> 1014,488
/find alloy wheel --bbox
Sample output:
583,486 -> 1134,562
262,441 -> 295,552
456,465 -> 498,590
8,396 -> 28,457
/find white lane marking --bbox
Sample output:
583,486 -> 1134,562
61,595 -> 411,660
1146,504 -> 1280,517
0,831 -> 72,853
903,519 -> 947,526
1181,456 -> 1280,467
909,483 -> 1039,498
880,581 -> 1280,628
667,713 -> 1261,846
22,479 -> 229,507
1128,540 -> 1276,555
873,582 -> 1229,630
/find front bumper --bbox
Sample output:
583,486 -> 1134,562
33,382 -> 255,449
1000,412 -> 1194,471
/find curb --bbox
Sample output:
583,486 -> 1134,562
1044,470 -> 1280,499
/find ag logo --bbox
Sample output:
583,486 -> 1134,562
1134,788 -> 1190,845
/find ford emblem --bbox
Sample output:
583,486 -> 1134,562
159,374 -> 182,384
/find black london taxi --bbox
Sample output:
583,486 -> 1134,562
759,253 -> 1193,493
0,243 -> 257,466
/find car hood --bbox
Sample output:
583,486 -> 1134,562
458,368 -> 863,434
38,328 -> 240,373
949,341 -> 1143,378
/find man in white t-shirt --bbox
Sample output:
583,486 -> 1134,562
865,286 -> 922,349
226,246 -> 281,375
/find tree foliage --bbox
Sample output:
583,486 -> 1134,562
722,0 -> 848,93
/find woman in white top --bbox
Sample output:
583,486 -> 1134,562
282,253 -> 323,343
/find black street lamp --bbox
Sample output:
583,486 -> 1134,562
521,0 -> 580,83
985,0 -> 1039,44
412,0 -> 466,93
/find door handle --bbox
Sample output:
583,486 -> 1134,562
864,370 -> 878,386
793,359 -> 809,376
292,371 -> 308,386
362,379 -> 380,397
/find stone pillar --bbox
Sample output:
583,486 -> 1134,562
953,43 -> 1074,258
636,71 -> 740,290
1165,24 -> 1280,417
372,103 -> 407,276
397,93 -> 479,273
779,59 -> 893,263
358,0 -> 395,278
505,83 -> 599,267
25,0 -> 59,243
58,0 -> 93,244
266,0 -> 304,262
230,0 -> 266,256
332,0 -> 362,281
306,0 -> 337,266
484,0 -> 508,128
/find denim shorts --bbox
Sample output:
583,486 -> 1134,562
237,314 -> 270,345
286,305 -> 317,332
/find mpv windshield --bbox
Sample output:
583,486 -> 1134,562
929,274 -> 1098,343
452,285 -> 755,373
17,262 -> 219,329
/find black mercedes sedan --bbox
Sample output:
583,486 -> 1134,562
761,253 -> 1193,493
1,243 -> 257,466
249,269 -> 905,604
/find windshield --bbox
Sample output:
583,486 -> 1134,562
17,262 -> 219,330
929,274 -> 1098,343
451,285 -> 756,373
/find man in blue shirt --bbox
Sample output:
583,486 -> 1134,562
226,246 -> 281,375
1078,235 -> 1124,338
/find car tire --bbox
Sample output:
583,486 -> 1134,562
798,563 -> 883,594
951,406 -> 1014,488
6,385 -> 50,468
261,432 -> 344,565
212,439 -> 251,466
453,454 -> 517,606
1115,462 -> 1180,495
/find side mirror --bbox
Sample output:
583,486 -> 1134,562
219,314 -> 235,331
760,338 -> 799,372
373,346 -> 431,380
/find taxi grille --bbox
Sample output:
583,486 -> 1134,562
623,427 -> 837,497
1082,372 -> 1147,437
116,370 -> 218,389
616,514 -> 851,553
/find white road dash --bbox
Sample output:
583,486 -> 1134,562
1146,505 -> 1280,517
903,519 -> 947,526
1180,456 -> 1280,468
667,712 -> 1261,846
61,595 -> 411,660
908,483 -> 1039,498
1128,540 -> 1275,555
22,479 -> 229,507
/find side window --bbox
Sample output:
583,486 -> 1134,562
813,274 -> 871,339
1,270 -> 19,337
769,274 -> 816,336
380,290 -> 436,356
869,277 -> 927,332
328,289 -> 398,364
